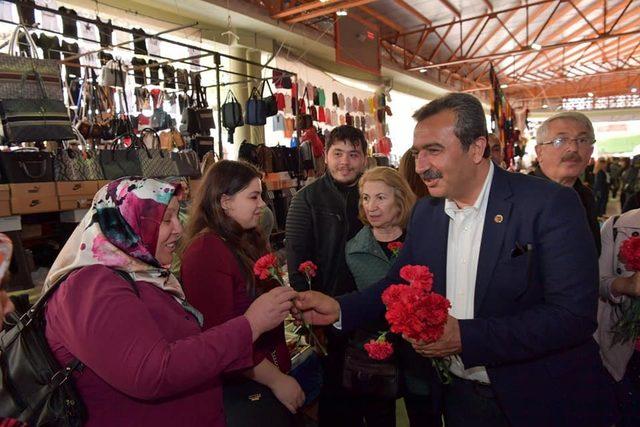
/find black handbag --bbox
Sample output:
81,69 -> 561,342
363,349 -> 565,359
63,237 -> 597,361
222,91 -> 244,143
171,149 -> 200,178
0,273 -> 86,426
245,86 -> 267,126
260,80 -> 278,118
342,341 -> 399,399
99,137 -> 143,180
0,149 -> 54,183
223,379 -> 295,427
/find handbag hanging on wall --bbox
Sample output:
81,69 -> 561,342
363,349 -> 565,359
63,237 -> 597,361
0,148 -> 54,183
260,80 -> 278,118
222,90 -> 244,143
99,136 -> 143,180
138,128 -> 179,178
0,25 -> 65,103
245,86 -> 267,126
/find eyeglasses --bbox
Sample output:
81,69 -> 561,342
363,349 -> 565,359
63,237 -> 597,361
539,136 -> 595,148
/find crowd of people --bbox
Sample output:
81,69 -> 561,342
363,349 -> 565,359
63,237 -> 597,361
1,92 -> 639,427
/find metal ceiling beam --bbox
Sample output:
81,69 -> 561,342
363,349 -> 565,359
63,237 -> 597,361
284,0 -> 377,24
358,5 -> 401,31
438,0 -> 462,17
482,0 -> 494,11
394,0 -> 432,25
381,0 -> 559,39
272,0 -> 334,19
512,10 -> 640,79
410,26 -> 640,70
497,0 -> 632,78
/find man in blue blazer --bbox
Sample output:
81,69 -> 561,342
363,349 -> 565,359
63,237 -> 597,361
295,93 -> 617,427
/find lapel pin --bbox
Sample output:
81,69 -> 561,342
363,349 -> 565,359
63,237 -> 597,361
494,214 -> 504,224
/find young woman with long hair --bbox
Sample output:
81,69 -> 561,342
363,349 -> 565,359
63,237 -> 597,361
180,160 -> 304,425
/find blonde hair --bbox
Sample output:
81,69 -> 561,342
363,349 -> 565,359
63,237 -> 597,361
358,166 -> 417,229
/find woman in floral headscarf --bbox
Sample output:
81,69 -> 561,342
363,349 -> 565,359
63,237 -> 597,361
43,177 -> 297,427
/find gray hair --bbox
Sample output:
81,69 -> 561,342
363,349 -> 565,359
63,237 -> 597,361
536,112 -> 595,144
412,93 -> 489,157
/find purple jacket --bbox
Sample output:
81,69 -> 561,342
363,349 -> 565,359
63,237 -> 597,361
45,265 -> 254,427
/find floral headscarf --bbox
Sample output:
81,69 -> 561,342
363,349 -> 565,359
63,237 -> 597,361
44,178 -> 200,323
0,233 -> 12,281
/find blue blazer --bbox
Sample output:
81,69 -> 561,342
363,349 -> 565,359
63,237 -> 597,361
339,166 -> 616,427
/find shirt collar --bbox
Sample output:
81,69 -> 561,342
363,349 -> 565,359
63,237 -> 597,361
444,161 -> 495,218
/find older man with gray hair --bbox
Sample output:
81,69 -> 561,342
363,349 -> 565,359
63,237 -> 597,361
533,111 -> 601,254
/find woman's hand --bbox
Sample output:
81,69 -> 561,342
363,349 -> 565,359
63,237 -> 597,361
612,272 -> 640,298
244,287 -> 297,341
270,374 -> 305,414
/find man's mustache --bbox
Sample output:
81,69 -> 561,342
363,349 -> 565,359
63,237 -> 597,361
419,169 -> 443,180
561,152 -> 582,163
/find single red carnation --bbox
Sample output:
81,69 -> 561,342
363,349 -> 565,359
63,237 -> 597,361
619,237 -> 640,272
364,339 -> 394,360
399,265 -> 434,291
254,253 -> 279,280
298,260 -> 318,278
387,241 -> 403,257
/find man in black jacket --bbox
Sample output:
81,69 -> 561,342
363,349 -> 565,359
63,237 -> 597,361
285,125 -> 367,426
534,111 -> 601,255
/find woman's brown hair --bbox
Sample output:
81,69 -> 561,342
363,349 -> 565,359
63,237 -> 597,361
182,160 -> 268,295
399,148 -> 429,199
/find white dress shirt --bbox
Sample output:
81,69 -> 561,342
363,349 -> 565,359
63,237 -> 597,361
445,161 -> 494,384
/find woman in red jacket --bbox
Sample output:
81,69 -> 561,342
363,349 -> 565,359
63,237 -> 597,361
181,160 -> 305,424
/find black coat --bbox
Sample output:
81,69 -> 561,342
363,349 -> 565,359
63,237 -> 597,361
285,173 -> 362,296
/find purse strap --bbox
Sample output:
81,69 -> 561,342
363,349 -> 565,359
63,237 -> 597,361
249,86 -> 262,100
8,24 -> 39,58
260,79 -> 274,98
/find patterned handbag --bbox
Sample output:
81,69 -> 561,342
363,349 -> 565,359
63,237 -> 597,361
0,25 -> 65,102
54,146 -> 84,181
138,129 -> 179,178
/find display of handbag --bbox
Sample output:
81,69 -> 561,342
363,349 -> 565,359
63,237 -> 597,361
342,339 -> 399,399
171,149 -> 200,178
221,90 -> 244,143
180,76 -> 214,136
99,135 -> 143,180
138,128 -> 179,178
245,86 -> 267,126
0,25 -> 65,103
260,80 -> 278,118
0,148 -> 54,183
159,128 -> 186,150
55,127 -> 104,181
150,108 -> 174,131
0,70 -> 75,142
100,59 -> 127,88
75,68 -> 112,140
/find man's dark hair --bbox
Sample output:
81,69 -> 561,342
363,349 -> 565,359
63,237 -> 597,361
325,125 -> 368,155
412,93 -> 489,158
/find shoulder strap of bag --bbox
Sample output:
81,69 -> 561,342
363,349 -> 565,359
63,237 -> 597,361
260,79 -> 274,98
9,24 -> 39,58
250,86 -> 261,100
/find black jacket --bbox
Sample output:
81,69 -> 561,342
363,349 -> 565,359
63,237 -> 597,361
534,167 -> 601,255
285,173 -> 362,296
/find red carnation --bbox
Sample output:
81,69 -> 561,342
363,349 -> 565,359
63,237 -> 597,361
298,260 -> 318,278
399,265 -> 434,291
387,241 -> 403,257
619,237 -> 640,272
364,339 -> 394,360
254,253 -> 279,281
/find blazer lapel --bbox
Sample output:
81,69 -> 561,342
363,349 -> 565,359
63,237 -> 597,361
474,167 -> 513,313
427,200 -> 449,297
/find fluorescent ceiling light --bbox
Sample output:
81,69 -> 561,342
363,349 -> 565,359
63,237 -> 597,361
542,104 -> 548,109
587,92 -> 594,97
419,68 -> 428,73
336,9 -> 347,16
632,87 -> 638,93
500,83 -> 508,89
531,43 -> 542,50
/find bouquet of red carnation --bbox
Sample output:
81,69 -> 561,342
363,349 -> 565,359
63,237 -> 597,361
613,237 -> 640,344
381,265 -> 452,382
364,331 -> 394,360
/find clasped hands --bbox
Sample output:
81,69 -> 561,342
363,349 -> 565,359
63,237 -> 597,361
292,290 -> 463,358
